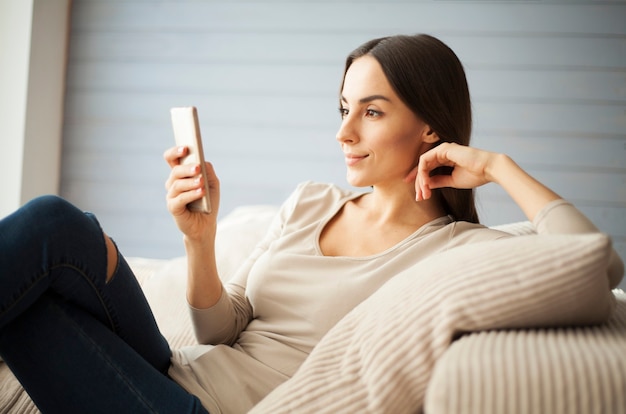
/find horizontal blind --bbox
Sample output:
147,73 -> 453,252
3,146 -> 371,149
60,0 -> 626,289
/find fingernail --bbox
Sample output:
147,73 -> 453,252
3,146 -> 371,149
178,146 -> 185,154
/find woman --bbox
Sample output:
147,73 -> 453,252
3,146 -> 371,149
0,34 -> 621,413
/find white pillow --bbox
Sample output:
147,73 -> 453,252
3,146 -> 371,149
250,233 -> 615,413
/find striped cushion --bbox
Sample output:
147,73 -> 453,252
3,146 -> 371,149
425,289 -> 626,414
250,233 -> 617,414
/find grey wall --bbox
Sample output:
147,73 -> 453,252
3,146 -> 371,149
60,0 -> 625,288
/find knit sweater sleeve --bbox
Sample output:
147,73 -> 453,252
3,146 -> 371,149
188,183 -> 303,345
533,198 -> 624,288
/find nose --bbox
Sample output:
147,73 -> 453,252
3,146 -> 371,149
335,115 -> 358,144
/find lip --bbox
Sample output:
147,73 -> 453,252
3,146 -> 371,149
344,153 -> 369,166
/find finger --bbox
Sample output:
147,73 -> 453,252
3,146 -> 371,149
419,148 -> 456,174
417,166 -> 457,200
166,178 -> 206,214
416,159 -> 434,201
416,175 -> 431,201
426,175 -> 453,191
415,144 -> 458,199
165,164 -> 202,190
163,146 -> 188,168
168,174 -> 204,198
167,187 -> 205,217
404,165 -> 418,183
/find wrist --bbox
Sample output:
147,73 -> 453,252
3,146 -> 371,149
485,153 -> 516,185
183,233 -> 215,252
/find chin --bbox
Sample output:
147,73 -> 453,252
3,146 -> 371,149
345,174 -> 371,188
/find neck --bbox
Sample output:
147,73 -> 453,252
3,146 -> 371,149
358,182 -> 446,227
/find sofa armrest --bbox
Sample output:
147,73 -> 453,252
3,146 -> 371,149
425,289 -> 626,414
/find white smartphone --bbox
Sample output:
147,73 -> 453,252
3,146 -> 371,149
170,106 -> 212,214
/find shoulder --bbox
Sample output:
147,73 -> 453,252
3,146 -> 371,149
443,221 -> 513,249
280,181 -> 361,227
290,181 -> 357,205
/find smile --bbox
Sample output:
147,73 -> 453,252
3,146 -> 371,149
344,154 -> 369,166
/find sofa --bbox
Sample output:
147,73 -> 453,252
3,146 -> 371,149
1,204 -> 624,414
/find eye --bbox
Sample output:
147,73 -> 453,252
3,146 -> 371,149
365,108 -> 382,118
338,107 -> 349,119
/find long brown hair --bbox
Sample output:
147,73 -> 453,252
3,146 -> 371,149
341,34 -> 479,223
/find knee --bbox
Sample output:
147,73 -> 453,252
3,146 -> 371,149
25,196 -> 118,281
24,196 -> 118,282
12,196 -> 82,232
25,195 -> 77,217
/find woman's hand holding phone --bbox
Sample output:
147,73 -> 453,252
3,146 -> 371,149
164,145 -> 220,243
165,106 -> 220,243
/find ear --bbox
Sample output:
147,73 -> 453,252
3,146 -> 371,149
421,126 -> 440,144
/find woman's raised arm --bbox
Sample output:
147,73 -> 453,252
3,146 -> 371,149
407,143 -> 624,286
164,145 -> 223,309
408,142 -> 560,222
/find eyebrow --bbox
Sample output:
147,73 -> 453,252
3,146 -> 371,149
340,94 -> 392,104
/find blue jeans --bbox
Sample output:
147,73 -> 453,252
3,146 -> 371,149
0,196 -> 208,413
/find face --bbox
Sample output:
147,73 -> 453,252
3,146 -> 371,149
337,55 -> 437,188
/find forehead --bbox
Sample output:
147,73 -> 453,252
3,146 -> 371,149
342,55 -> 396,101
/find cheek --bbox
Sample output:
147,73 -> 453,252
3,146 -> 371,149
387,133 -> 422,162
